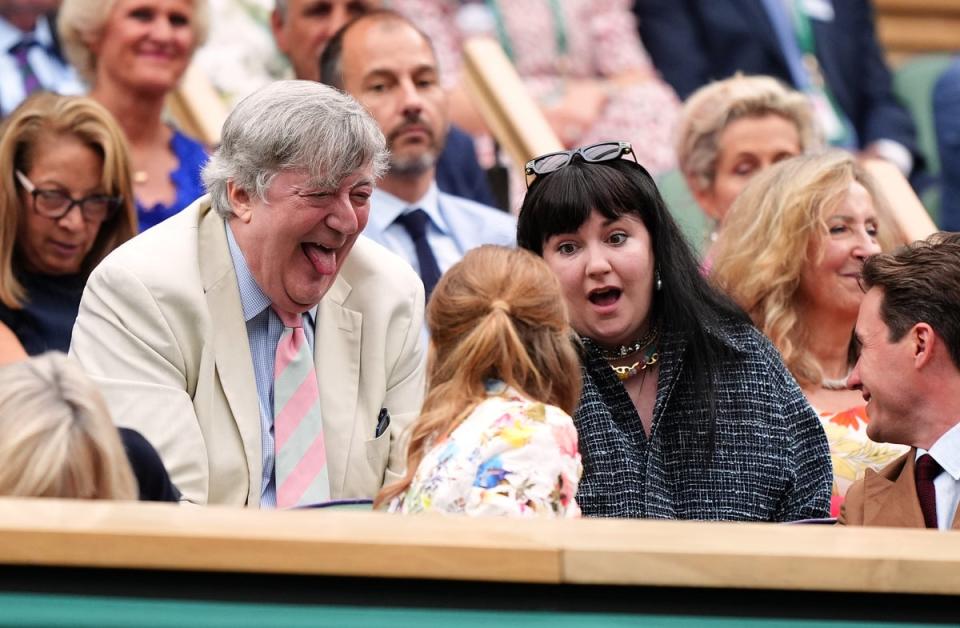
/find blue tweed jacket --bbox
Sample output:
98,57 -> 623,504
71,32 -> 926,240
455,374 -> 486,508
575,319 -> 832,521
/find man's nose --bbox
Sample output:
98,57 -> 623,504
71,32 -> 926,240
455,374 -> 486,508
326,193 -> 359,235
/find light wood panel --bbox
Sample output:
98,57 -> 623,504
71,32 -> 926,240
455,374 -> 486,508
875,0 -> 960,56
461,36 -> 563,176
3,498 -> 960,596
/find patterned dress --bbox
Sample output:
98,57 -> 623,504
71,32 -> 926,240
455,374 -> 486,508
391,381 -> 582,517
391,0 -> 680,176
818,404 -> 908,515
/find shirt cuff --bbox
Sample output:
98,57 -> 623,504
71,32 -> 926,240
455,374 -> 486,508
869,139 -> 914,176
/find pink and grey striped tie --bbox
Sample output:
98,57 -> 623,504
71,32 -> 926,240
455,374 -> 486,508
272,307 -> 330,508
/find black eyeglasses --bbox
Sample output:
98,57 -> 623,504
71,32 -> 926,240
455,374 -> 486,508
15,170 -> 122,223
524,141 -> 637,186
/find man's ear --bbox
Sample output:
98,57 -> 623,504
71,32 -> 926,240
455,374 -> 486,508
270,8 -> 290,55
913,323 -> 936,369
226,180 -> 254,223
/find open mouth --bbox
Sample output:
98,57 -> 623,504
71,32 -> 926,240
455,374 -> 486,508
301,242 -> 336,275
588,287 -> 622,307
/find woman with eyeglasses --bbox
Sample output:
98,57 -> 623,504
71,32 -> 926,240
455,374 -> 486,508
0,92 -> 137,355
516,141 -> 832,521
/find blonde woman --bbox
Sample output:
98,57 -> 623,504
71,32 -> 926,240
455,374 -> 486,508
0,352 -> 137,499
711,151 -> 907,511
377,246 -> 582,517
677,75 -> 821,240
58,0 -> 210,230
0,93 -> 137,354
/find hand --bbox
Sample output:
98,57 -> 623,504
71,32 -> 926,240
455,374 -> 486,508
543,79 -> 610,147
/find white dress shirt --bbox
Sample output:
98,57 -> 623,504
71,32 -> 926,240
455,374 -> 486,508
0,16 -> 83,116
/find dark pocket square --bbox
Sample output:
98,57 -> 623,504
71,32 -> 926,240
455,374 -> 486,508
375,407 -> 391,438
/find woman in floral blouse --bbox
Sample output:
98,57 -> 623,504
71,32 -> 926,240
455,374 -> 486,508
376,245 -> 583,517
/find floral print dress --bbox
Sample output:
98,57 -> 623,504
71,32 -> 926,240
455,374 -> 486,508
390,381 -> 582,517
819,404 -> 908,516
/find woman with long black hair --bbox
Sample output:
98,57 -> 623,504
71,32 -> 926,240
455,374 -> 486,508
517,141 -> 831,520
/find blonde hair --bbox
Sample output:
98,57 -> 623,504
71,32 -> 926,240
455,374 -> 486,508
677,74 -> 822,194
711,151 -> 897,387
0,353 -> 137,499
58,0 -> 210,84
0,92 -> 137,309
375,246 -> 582,508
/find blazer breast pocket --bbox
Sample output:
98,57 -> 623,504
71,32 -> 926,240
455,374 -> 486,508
365,407 -> 392,466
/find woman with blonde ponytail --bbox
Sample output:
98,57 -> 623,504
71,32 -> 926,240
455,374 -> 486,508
377,245 -> 583,517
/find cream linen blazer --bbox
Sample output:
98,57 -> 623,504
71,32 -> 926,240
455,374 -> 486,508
70,196 -> 426,506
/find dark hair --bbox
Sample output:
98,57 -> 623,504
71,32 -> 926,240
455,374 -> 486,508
861,231 -> 960,369
517,157 -> 750,440
319,9 -> 434,90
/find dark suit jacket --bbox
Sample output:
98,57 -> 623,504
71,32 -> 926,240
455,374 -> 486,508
436,125 -> 497,208
635,0 -> 919,162
840,448 -> 960,528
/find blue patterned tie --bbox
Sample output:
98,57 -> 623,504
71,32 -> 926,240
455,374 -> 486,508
395,208 -> 442,300
9,37 -> 41,96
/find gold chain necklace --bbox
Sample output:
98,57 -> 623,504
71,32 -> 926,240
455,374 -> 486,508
610,344 -> 659,381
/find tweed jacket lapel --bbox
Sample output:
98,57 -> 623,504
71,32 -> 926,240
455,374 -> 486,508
198,202 -> 263,505
313,273 -> 361,496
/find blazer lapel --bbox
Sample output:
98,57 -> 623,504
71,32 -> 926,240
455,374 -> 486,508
864,450 -> 926,528
314,274 -> 361,497
198,203 -> 263,505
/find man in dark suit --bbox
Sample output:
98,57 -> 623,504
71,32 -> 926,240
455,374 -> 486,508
634,0 -> 920,177
270,0 -> 497,207
840,232 -> 960,529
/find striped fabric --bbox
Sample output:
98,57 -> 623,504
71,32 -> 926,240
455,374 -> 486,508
273,307 -> 330,508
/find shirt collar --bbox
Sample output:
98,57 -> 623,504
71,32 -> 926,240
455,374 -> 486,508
369,181 -> 449,235
919,421 -> 960,481
0,15 -> 54,51
225,222 -> 317,325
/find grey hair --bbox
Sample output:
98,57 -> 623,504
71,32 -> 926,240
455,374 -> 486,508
202,80 -> 388,218
274,0 -> 288,20
676,74 -> 822,193
58,0 -> 211,84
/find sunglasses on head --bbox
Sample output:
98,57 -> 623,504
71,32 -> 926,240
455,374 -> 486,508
524,141 -> 637,187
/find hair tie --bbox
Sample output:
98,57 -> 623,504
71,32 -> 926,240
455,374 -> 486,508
490,299 -> 511,314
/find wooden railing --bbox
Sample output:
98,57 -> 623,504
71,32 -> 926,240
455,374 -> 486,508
876,0 -> 960,59
1,497 -> 959,596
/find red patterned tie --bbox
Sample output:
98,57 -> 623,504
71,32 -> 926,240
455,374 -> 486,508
272,307 -> 330,508
915,454 -> 942,529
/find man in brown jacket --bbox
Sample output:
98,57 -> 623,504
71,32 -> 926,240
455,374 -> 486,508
841,232 -> 960,529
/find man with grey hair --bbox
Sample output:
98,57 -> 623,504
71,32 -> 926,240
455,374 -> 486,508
70,80 -> 426,508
